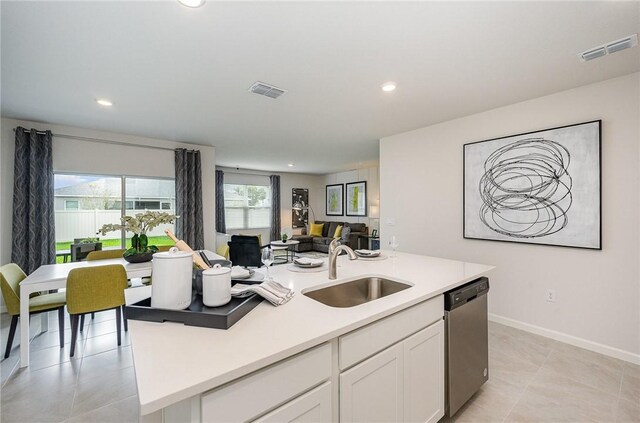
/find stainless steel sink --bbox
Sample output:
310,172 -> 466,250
303,277 -> 412,308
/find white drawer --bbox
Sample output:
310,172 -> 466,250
202,343 -> 332,423
253,381 -> 332,423
339,295 -> 443,370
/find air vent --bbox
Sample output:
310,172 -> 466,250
579,34 -> 638,62
249,81 -> 286,99
607,35 -> 638,54
581,47 -> 607,62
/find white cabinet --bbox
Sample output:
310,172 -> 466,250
340,342 -> 404,423
195,298 -> 444,423
340,319 -> 444,423
201,344 -> 331,423
403,320 -> 444,423
254,382 -> 332,423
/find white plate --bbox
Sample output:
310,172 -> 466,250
230,267 -> 254,279
355,249 -> 381,257
293,258 -> 324,268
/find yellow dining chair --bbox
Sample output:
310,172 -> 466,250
66,264 -> 128,357
84,250 -> 127,322
86,249 -> 126,261
0,263 -> 66,358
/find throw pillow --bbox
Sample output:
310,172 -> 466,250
334,225 -> 343,239
309,223 -> 324,237
341,226 -> 351,244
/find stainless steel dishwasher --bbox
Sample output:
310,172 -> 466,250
444,277 -> 490,417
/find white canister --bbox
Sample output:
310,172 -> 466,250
202,264 -> 232,307
151,247 -> 193,310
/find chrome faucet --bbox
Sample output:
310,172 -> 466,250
328,238 -> 358,280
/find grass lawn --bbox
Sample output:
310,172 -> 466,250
55,235 -> 173,263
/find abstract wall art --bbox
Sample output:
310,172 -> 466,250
292,188 -> 309,228
463,120 -> 601,249
346,181 -> 367,217
326,184 -> 344,216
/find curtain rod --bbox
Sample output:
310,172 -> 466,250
12,127 -> 188,152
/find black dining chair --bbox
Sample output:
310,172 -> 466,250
70,242 -> 103,262
228,235 -> 269,267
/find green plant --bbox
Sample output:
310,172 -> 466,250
97,211 -> 178,257
281,233 -> 288,242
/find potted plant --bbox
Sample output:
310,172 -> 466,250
97,211 -> 179,263
281,233 -> 288,243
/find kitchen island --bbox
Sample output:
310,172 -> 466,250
129,251 -> 494,422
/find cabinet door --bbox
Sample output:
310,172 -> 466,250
254,382 -> 332,423
403,320 -> 444,423
340,342 -> 404,423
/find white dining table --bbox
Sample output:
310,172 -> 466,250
19,251 -> 224,368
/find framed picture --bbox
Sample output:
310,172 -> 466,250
346,181 -> 367,217
292,188 -> 309,228
326,184 -> 343,216
371,229 -> 378,237
463,120 -> 601,250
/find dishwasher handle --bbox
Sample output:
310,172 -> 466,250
444,277 -> 489,311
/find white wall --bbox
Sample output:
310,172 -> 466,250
380,73 -> 640,360
319,167 -> 379,233
0,117 -> 217,267
217,166 -> 324,243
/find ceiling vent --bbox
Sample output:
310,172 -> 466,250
579,34 -> 638,62
249,81 -> 286,99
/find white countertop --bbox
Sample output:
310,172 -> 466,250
129,251 -> 494,415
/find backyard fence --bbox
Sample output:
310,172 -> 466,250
55,209 -> 176,243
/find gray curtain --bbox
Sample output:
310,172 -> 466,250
270,175 -> 281,242
11,127 -> 56,274
215,169 -> 226,233
175,149 -> 204,250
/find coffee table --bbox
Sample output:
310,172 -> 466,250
270,240 -> 300,263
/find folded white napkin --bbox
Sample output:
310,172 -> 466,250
293,257 -> 323,266
230,266 -> 251,279
231,280 -> 295,306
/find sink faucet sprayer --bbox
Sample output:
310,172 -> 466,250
328,238 -> 358,280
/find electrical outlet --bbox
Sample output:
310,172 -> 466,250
546,289 -> 556,303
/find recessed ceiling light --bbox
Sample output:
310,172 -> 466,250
381,82 -> 397,92
287,163 -> 294,167
96,99 -> 113,107
178,0 -> 205,8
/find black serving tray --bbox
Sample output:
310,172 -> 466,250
125,290 -> 263,329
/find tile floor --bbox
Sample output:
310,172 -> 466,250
445,322 -> 640,423
1,312 -> 639,422
1,310 -> 138,423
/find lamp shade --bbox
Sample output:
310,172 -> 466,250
369,205 -> 380,219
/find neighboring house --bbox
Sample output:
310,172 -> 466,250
54,177 -> 175,211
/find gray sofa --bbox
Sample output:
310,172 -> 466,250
293,221 -> 368,253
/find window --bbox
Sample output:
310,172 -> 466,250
64,200 -> 79,210
134,200 -> 160,210
125,177 -> 176,247
224,184 -> 271,230
54,174 -> 176,256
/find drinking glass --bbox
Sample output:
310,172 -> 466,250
389,235 -> 400,257
261,248 -> 274,281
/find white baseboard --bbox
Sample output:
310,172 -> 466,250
489,313 -> 640,366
